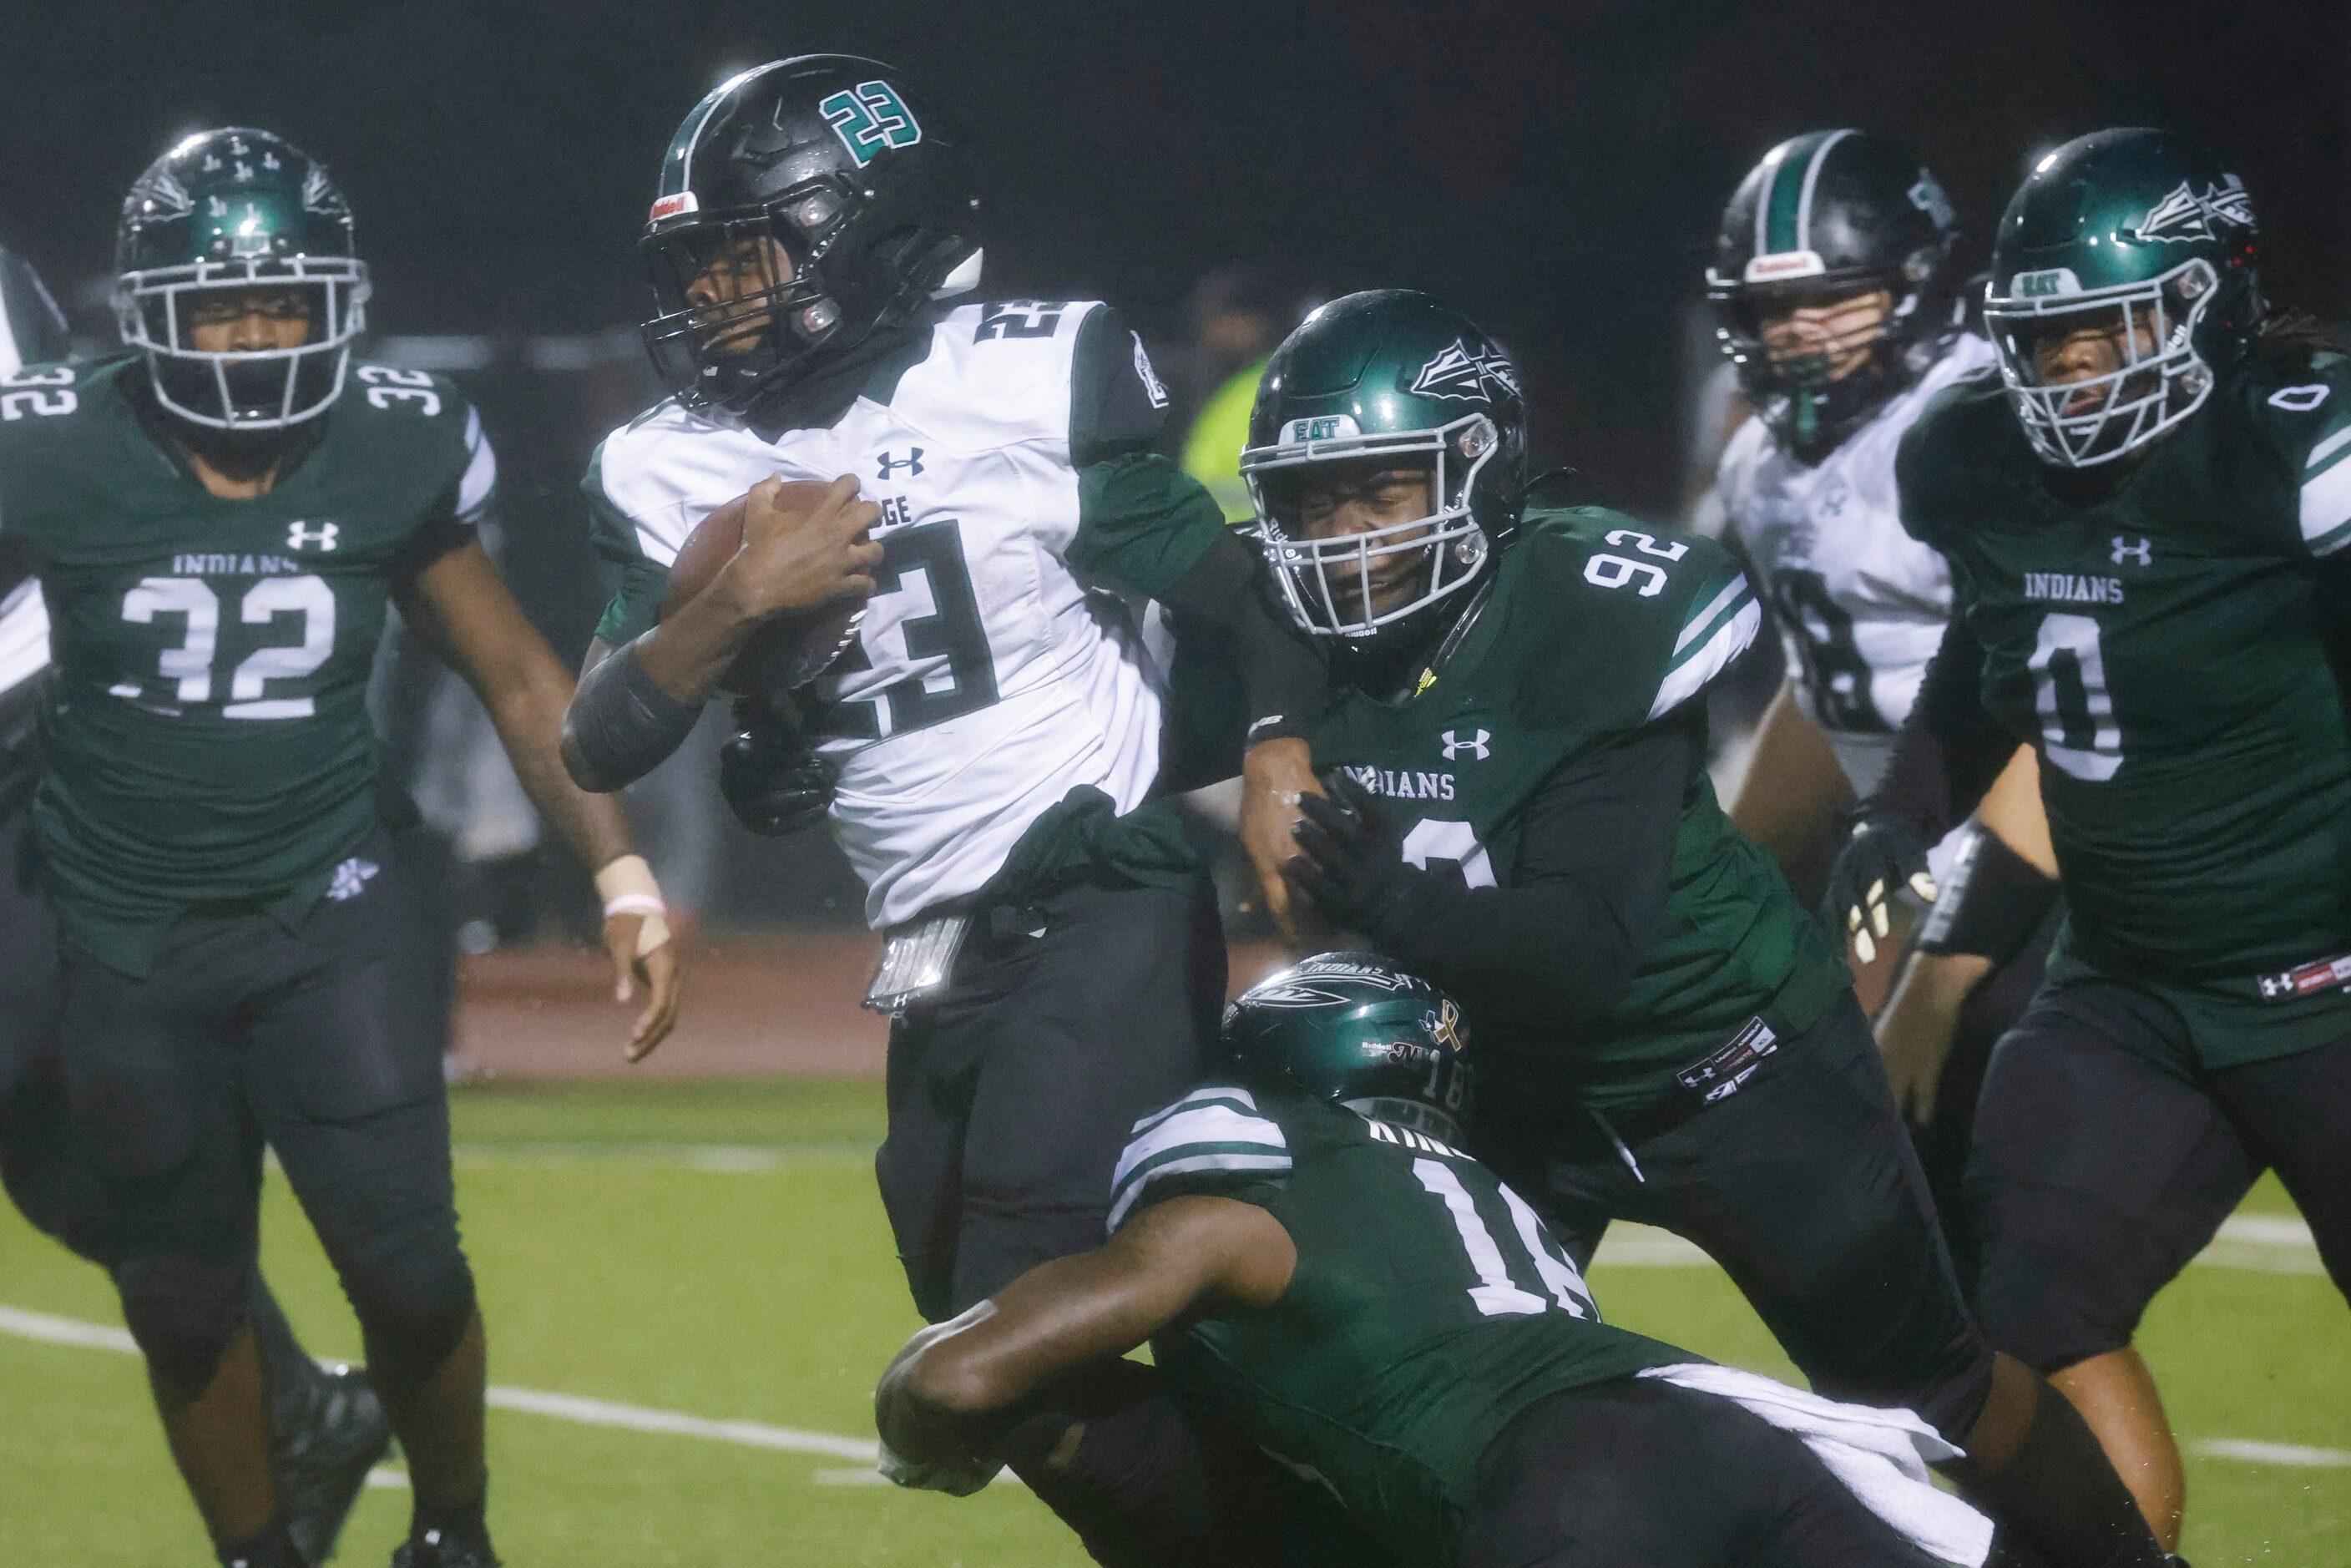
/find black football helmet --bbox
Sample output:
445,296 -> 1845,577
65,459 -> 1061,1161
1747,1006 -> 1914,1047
1220,953 -> 1473,1144
639,56 -> 981,414
1707,129 -> 1964,458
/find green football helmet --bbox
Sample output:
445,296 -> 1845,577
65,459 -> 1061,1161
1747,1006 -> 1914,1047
114,128 -> 369,431
1242,290 -> 1527,640
1982,128 -> 2263,468
1220,952 -> 1473,1145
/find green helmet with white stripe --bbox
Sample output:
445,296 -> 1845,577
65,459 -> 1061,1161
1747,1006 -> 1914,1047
1708,129 -> 1963,458
1982,128 -> 2264,469
1218,953 -> 1472,1146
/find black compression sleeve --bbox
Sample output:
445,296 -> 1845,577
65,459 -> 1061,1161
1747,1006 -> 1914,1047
560,639 -> 705,792
1366,710 -> 1694,1026
1158,530 -> 1327,745
1872,615 -> 2013,841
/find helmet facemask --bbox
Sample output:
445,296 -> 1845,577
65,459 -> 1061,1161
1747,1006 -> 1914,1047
1985,257 -> 2220,468
1246,414 -> 1497,639
114,255 -> 367,432
640,180 -> 859,412
1711,266 -> 1939,456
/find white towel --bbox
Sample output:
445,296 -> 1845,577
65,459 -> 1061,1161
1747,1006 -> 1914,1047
1638,1363 -> 1995,1567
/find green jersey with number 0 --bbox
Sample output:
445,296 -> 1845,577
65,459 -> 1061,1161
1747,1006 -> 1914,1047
0,355 -> 489,974
1308,507 -> 1849,1112
1899,352 -> 2351,1062
1110,1084 -> 1691,1568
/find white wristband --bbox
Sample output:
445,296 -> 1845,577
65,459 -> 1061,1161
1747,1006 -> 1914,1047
594,855 -> 673,958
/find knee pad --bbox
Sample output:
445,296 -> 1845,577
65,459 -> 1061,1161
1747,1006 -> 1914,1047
341,1221 -> 476,1397
114,1254 -> 255,1401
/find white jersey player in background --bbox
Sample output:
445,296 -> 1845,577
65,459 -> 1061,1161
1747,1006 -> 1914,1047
561,57 -> 1326,1568
1703,130 -> 2062,1259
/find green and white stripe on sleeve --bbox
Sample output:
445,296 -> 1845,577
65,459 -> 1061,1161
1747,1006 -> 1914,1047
1106,1085 -> 1292,1233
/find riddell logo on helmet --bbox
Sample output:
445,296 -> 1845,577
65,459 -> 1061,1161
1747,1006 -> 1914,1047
1743,249 -> 1826,283
648,191 -> 698,223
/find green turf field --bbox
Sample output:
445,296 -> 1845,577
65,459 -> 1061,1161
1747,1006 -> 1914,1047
2,1079 -> 2342,1565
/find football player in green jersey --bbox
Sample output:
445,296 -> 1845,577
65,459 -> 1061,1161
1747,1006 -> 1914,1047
1251,291 -> 2163,1568
0,240 -> 404,1567
880,954 -> 1998,1567
1830,127 -> 2351,1548
0,130 -> 683,1568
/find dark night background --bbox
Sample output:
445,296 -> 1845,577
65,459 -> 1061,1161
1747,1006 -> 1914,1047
0,0 -> 2342,926
2,1 -> 2341,512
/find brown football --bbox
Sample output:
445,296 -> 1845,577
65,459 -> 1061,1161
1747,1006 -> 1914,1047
659,480 -> 867,696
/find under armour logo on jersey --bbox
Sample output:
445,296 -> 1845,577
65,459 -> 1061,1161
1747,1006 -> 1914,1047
325,857 -> 380,903
877,449 -> 925,480
286,521 -> 339,553
2111,535 -> 2153,567
1440,728 -> 1491,761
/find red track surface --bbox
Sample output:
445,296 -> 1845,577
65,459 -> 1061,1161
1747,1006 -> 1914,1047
452,933 -> 1294,1080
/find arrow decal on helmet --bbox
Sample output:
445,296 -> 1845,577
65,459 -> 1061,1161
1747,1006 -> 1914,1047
1410,339 -> 1519,401
2132,175 -> 2256,243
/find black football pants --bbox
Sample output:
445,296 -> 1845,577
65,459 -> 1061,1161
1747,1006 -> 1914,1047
1461,1378 -> 1949,1568
56,835 -> 473,1404
1477,994 -> 1999,1444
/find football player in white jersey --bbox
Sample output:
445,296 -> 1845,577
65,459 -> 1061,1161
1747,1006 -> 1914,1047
1705,131 -> 2062,1260
561,57 -> 1327,1567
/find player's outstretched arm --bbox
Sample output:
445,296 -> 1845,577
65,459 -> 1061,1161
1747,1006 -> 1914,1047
875,1196 -> 1295,1494
562,476 -> 882,792
400,540 -> 684,1059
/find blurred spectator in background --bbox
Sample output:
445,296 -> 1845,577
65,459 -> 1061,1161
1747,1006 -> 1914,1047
1172,261 -> 1314,521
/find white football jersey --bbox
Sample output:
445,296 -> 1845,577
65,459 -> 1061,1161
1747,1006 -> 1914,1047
1715,332 -> 1995,796
593,301 -> 1170,929
0,578 -> 48,700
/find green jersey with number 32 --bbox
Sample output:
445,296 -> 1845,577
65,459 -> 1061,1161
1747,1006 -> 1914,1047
1900,352 -> 2351,1052
0,354 -> 491,974
1309,507 -> 1850,1111
1110,1084 -> 1690,1568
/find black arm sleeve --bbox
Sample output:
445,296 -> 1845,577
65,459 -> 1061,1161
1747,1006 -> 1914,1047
1869,614 -> 2014,841
1366,709 -> 1696,1026
1157,530 -> 1327,746
560,637 -> 705,793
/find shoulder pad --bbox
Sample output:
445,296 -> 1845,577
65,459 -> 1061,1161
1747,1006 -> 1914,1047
1107,1084 -> 1292,1233
1509,509 -> 1761,721
887,300 -> 1111,455
1894,369 -> 2014,549
588,402 -> 819,568
2236,351 -> 2351,558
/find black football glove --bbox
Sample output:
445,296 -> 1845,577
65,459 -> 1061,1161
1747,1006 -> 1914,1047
719,697 -> 836,837
1822,812 -> 1939,964
1284,773 -> 1420,936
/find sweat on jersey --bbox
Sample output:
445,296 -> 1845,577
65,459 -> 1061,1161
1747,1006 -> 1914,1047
584,300 -> 1231,929
0,355 -> 493,974
1714,334 -> 1995,797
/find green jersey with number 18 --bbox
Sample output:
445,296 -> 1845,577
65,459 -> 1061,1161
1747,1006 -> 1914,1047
0,354 -> 491,974
1109,1084 -> 1690,1568
1898,350 -> 2351,1064
1309,507 -> 1850,1113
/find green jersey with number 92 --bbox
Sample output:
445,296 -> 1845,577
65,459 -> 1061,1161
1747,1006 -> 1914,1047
1310,507 -> 1850,1113
1899,352 -> 2351,1052
0,354 -> 490,974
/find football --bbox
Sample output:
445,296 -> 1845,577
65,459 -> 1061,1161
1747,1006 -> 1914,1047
659,480 -> 868,696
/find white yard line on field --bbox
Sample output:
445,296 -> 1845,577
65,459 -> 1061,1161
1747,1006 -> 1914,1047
3,1302 -> 2333,1480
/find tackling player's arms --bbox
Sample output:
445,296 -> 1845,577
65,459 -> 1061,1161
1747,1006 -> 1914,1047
876,1196 -> 1295,1490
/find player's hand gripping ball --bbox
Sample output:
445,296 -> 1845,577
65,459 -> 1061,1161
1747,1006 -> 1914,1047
1822,812 -> 1939,964
660,474 -> 878,698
